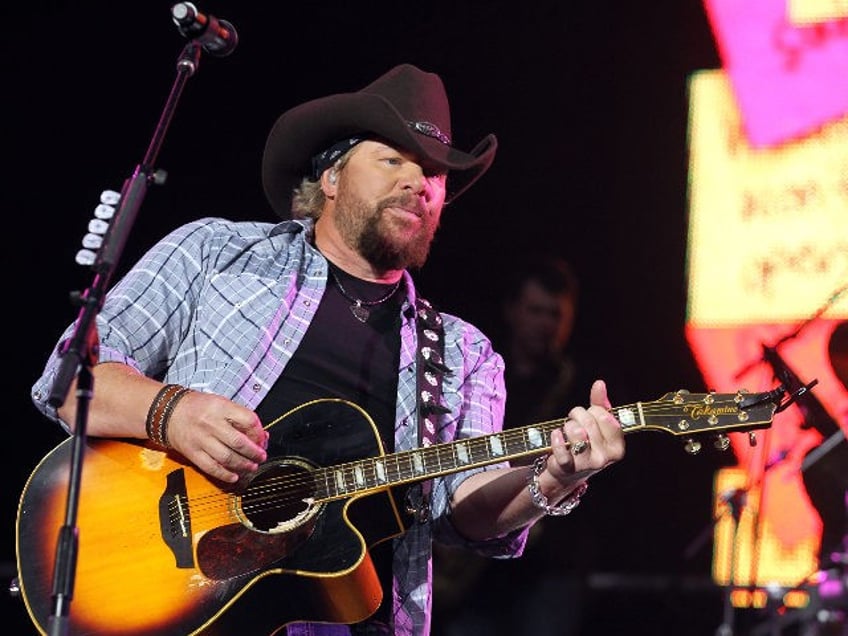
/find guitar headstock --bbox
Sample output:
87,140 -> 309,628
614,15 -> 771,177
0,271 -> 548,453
614,389 -> 780,454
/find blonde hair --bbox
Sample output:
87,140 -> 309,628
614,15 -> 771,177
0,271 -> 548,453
291,178 -> 325,220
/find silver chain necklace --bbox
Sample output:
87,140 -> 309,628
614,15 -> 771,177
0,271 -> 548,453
329,270 -> 401,323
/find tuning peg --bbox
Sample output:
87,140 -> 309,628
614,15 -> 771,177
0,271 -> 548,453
684,438 -> 702,454
714,434 -> 731,451
748,432 -> 758,447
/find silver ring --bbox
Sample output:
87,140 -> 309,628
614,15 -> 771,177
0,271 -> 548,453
571,439 -> 590,456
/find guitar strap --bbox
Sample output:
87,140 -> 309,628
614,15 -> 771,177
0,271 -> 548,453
406,296 -> 451,523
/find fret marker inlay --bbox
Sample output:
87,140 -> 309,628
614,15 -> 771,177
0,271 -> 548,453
375,461 -> 387,483
527,427 -> 544,449
489,435 -> 504,456
412,452 -> 424,474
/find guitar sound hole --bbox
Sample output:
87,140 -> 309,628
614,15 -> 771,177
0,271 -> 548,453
239,460 -> 320,534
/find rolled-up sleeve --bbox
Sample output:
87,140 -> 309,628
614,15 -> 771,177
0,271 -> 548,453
428,315 -> 529,558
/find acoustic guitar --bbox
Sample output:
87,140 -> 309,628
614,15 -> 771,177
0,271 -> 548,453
16,391 -> 779,635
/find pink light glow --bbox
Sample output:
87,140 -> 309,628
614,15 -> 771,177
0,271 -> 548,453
703,0 -> 848,147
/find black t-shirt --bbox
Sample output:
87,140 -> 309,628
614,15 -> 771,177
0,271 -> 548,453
255,264 -> 402,448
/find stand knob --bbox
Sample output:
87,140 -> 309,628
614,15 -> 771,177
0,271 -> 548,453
8,575 -> 20,598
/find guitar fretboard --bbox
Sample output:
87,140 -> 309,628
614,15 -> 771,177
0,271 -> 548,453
310,390 -> 776,502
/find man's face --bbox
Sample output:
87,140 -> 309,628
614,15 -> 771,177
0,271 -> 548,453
505,280 -> 577,360
330,140 -> 447,270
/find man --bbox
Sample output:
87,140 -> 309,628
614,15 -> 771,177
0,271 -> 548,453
31,63 -> 625,635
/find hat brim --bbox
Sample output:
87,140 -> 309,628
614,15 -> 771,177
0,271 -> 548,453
262,91 -> 497,219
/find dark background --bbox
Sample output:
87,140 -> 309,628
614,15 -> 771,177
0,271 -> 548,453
2,2 -> 790,634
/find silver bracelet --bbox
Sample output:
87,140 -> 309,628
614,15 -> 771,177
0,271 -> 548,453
528,455 -> 589,516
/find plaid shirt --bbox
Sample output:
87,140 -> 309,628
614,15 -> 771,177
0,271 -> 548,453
31,217 -> 528,636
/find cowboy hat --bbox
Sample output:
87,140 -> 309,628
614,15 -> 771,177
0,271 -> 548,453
261,63 -> 497,219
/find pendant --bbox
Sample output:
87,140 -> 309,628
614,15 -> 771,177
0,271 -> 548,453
350,302 -> 370,323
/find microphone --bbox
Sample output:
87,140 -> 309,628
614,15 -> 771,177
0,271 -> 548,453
171,3 -> 238,57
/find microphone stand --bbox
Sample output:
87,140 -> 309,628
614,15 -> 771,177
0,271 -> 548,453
699,451 -> 789,636
726,289 -> 847,635
715,487 -> 748,636
43,39 -> 206,636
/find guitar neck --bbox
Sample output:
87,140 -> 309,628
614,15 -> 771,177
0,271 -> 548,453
313,417 -> 563,502
311,390 -> 778,502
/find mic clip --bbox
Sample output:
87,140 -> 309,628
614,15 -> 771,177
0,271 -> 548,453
775,379 -> 819,413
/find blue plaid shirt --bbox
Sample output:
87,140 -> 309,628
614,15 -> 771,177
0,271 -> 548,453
31,217 -> 529,636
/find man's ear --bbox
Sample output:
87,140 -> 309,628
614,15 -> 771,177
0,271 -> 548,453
321,168 -> 338,196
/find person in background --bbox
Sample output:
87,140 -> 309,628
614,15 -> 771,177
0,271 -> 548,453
432,254 -> 597,636
500,255 -> 585,435
30,64 -> 625,636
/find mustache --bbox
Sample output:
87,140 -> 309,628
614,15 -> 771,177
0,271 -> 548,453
378,195 -> 426,218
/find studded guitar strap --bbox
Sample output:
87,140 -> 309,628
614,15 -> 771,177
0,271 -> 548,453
406,296 -> 451,523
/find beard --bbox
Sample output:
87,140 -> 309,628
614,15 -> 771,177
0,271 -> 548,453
334,188 -> 440,271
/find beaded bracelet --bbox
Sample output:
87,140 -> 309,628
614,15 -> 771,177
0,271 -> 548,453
527,455 -> 589,516
145,383 -> 191,448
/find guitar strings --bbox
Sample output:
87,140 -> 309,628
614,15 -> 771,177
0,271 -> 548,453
165,397 -> 771,528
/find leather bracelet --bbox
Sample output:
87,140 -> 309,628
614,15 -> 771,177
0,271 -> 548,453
528,455 -> 588,516
145,384 -> 190,448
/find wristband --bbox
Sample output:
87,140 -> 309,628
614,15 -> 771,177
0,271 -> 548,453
145,384 -> 191,448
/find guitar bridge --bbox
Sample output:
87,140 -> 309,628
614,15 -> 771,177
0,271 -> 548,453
159,468 -> 194,568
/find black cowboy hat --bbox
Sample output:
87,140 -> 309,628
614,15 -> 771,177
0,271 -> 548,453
262,63 -> 498,219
